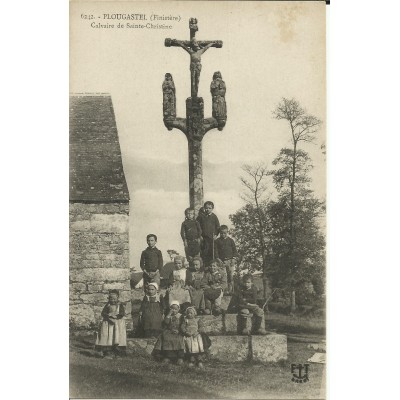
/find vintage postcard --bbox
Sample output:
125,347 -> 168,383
70,1 -> 326,398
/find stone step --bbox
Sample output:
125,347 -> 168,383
126,333 -> 287,363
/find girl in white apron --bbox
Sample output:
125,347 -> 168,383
95,290 -> 127,358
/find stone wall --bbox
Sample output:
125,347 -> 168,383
70,202 -> 130,330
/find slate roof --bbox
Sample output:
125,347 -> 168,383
70,94 -> 130,202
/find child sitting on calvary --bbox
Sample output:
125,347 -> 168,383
185,256 -> 206,314
165,256 -> 191,313
237,274 -> 267,335
95,290 -> 127,358
202,259 -> 227,316
168,255 -> 187,286
140,234 -> 163,289
181,207 -> 202,262
152,300 -> 185,365
181,306 -> 211,369
138,282 -> 164,338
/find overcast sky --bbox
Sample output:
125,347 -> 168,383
70,1 -> 326,267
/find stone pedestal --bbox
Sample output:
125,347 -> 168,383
251,334 -> 287,362
208,336 -> 249,362
126,333 -> 288,363
199,315 -> 223,334
224,313 -> 251,334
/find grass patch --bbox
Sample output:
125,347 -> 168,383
70,337 -> 325,399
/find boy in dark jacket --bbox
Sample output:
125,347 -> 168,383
196,201 -> 220,268
140,234 -> 163,289
181,208 -> 202,261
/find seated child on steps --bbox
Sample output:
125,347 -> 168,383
165,256 -> 191,314
201,259 -> 226,316
237,274 -> 266,335
185,256 -> 206,314
168,255 -> 188,287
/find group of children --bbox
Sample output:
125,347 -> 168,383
95,201 -> 267,363
142,201 -> 239,294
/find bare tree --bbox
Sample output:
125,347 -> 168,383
240,163 -> 271,298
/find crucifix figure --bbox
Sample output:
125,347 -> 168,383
175,38 -> 217,98
163,18 -> 227,214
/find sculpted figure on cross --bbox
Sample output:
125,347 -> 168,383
173,38 -> 218,97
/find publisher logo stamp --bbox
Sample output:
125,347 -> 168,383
291,364 -> 310,383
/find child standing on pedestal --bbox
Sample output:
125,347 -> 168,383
140,234 -> 163,289
181,208 -> 202,262
95,290 -> 127,358
196,201 -> 220,268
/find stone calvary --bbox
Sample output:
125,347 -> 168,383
162,18 -> 227,214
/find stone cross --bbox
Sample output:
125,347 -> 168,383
163,18 -> 227,214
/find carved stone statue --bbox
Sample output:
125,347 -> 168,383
162,73 -> 176,123
163,19 -> 226,214
210,71 -> 227,129
189,17 -> 198,33
173,38 -> 218,97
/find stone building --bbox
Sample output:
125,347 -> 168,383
69,94 -> 131,331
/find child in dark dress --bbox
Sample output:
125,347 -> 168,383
138,282 -> 164,338
152,301 -> 185,364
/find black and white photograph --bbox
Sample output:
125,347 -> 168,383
69,1 -> 326,398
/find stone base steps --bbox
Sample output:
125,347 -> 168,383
128,313 -> 264,336
126,333 -> 287,363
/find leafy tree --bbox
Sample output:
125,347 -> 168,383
230,98 -> 325,309
265,189 -> 325,306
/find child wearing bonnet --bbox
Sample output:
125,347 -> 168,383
138,282 -> 164,338
152,300 -> 185,364
180,306 -> 211,368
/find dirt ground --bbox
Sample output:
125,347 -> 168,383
70,334 -> 325,399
